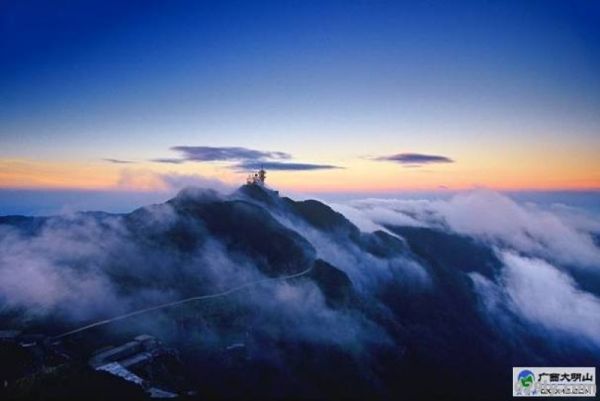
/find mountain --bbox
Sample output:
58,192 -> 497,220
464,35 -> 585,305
0,185 -> 597,400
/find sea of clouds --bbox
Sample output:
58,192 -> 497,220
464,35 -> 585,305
332,189 -> 600,349
0,187 -> 598,356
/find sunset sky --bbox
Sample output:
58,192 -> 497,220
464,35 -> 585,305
1,0 -> 599,201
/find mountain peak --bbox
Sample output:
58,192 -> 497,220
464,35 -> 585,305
234,183 -> 281,206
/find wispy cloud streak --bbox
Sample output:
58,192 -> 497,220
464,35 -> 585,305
375,153 -> 454,166
103,158 -> 135,164
156,146 -> 291,164
236,161 -> 341,171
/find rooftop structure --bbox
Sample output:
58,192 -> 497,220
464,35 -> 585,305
246,167 -> 266,186
90,335 -> 180,398
89,335 -> 159,369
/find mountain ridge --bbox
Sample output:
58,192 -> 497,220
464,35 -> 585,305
0,184 -> 598,400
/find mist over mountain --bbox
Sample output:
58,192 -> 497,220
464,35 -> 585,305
1,185 -> 598,400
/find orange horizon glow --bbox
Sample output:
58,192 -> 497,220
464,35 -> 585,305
1,158 -> 598,194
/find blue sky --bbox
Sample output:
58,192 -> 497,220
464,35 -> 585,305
1,0 -> 599,214
3,0 -> 599,158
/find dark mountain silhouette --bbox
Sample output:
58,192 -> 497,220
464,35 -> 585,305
0,185 -> 597,400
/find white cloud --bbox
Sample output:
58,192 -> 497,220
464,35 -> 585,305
499,251 -> 600,347
338,190 -> 600,269
117,168 -> 234,193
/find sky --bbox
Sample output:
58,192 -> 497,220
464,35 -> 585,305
1,0 -> 599,212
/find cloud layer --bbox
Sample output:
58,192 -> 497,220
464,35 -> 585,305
500,251 -> 600,347
0,193 -> 383,353
150,145 -> 341,171
1,186 -> 598,398
103,158 -> 135,164
151,145 -> 291,164
334,190 -> 600,348
375,152 -> 454,166
169,146 -> 291,162
339,190 -> 600,268
236,161 -> 341,171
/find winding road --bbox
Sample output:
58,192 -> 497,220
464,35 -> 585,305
53,265 -> 313,340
